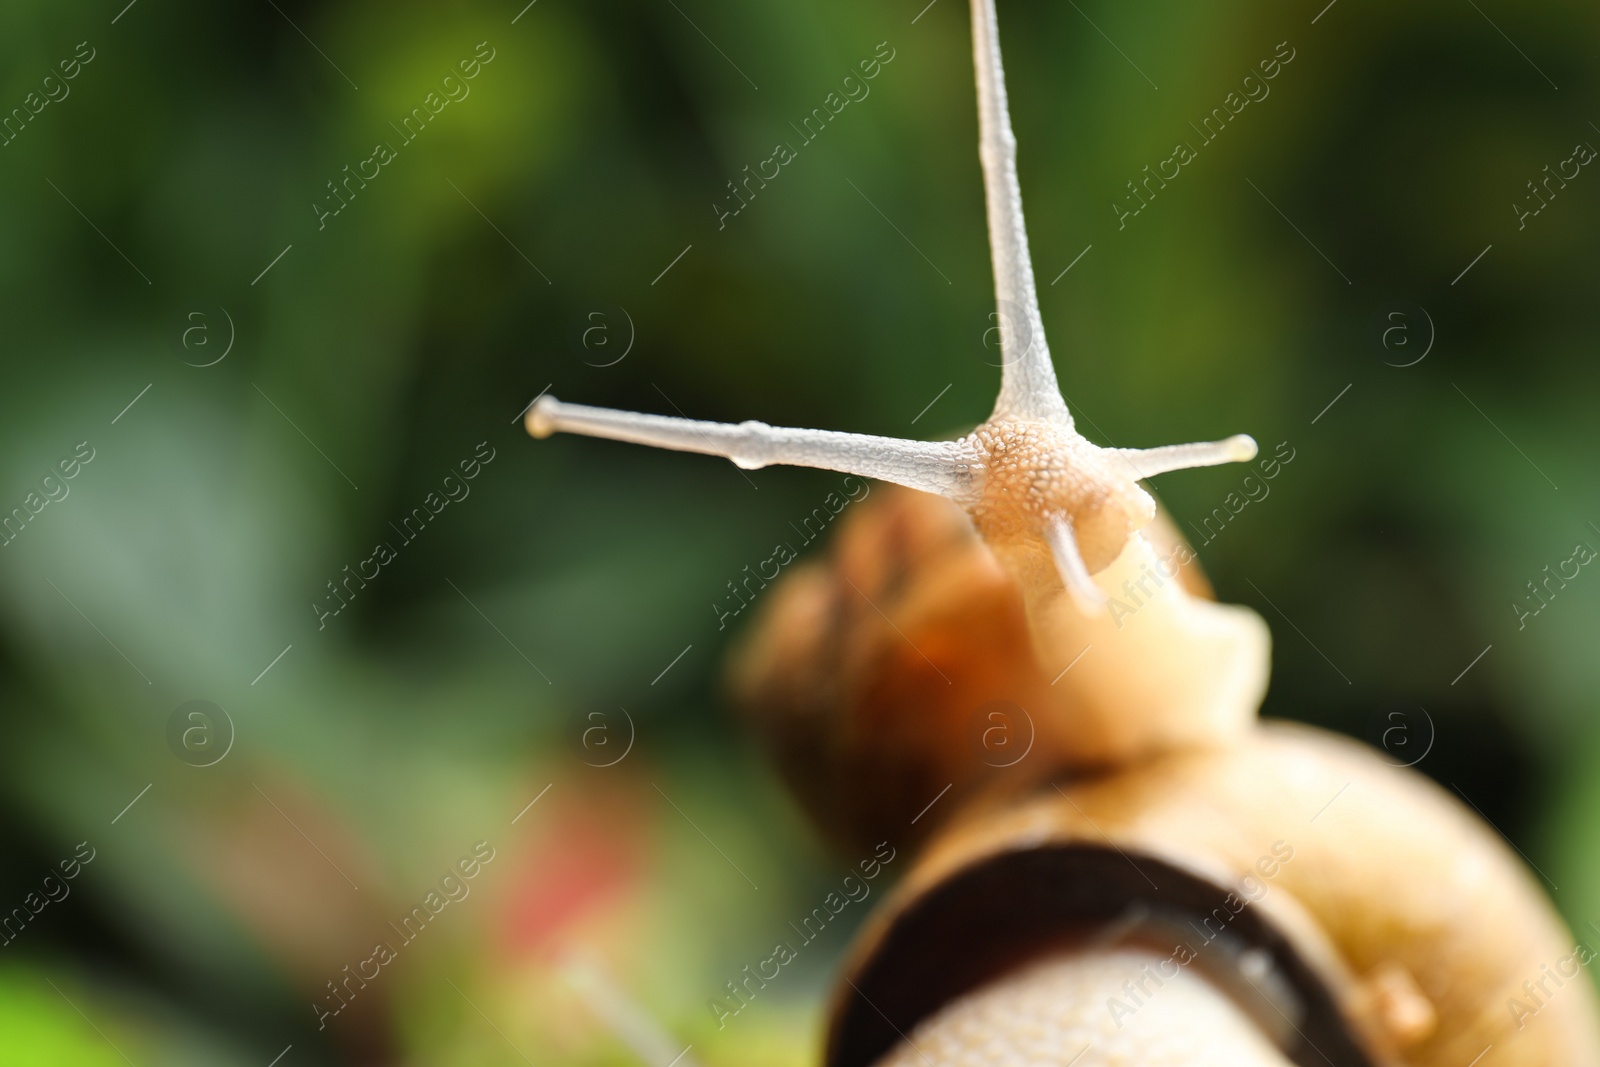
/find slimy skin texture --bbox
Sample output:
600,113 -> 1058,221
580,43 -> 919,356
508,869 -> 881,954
965,420 -> 1156,578
872,948 -> 1294,1067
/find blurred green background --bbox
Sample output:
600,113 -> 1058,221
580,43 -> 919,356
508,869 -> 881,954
1,0 -> 1597,1063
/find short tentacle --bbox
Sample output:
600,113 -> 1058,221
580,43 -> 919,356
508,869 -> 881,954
1045,516 -> 1106,614
529,396 -> 982,502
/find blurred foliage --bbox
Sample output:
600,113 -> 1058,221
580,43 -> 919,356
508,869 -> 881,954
0,0 -> 1597,1062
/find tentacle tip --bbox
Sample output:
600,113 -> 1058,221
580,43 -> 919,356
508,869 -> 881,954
1227,434 -> 1259,462
526,395 -> 561,439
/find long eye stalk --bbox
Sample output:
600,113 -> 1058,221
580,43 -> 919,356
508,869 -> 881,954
528,397 -> 981,503
970,0 -> 1069,424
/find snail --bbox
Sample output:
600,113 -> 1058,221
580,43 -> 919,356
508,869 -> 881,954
526,0 -> 1600,1064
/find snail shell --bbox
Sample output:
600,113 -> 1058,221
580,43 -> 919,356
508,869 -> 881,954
825,724 -> 1600,1067
725,487 -> 1599,1067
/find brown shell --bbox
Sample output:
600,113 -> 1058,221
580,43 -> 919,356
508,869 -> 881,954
827,723 -> 1600,1067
